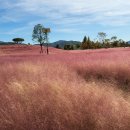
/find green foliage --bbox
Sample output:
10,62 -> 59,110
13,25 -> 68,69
81,36 -> 92,49
82,36 -> 87,43
64,44 -> 74,50
12,38 -> 24,44
87,37 -> 91,49
71,45 -> 74,50
32,24 -> 51,54
81,36 -> 87,49
32,24 -> 46,44
112,41 -> 119,47
80,34 -> 129,50
97,32 -> 107,43
111,36 -> 117,42
56,44 -> 60,49
75,44 -> 81,49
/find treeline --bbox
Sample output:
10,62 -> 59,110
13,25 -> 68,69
62,32 -> 130,50
81,36 -> 129,49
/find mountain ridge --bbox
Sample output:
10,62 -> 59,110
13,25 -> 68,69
0,40 -> 81,47
49,40 -> 81,48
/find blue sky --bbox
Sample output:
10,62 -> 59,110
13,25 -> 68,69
0,0 -> 130,43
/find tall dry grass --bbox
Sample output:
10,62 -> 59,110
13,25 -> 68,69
0,60 -> 130,130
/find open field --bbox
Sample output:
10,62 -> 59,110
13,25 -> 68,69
0,45 -> 130,130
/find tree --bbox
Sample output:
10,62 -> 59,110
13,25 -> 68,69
90,41 -> 96,49
75,44 -> 80,49
64,44 -> 67,50
81,36 -> 87,49
97,32 -> 107,43
12,38 -> 24,44
56,44 -> 60,49
64,44 -> 70,50
112,41 -> 118,47
87,37 -> 91,49
82,36 -> 87,43
70,45 -> 74,50
94,41 -> 101,49
111,36 -> 117,42
104,39 -> 110,48
32,24 -> 46,53
64,44 -> 74,50
119,39 -> 125,47
42,28 -> 51,54
81,36 -> 94,49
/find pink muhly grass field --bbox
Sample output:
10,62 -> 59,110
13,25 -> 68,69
0,45 -> 130,130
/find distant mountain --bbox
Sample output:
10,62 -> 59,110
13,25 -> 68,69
49,40 -> 81,48
0,40 -> 81,48
127,41 -> 130,44
0,41 -> 15,45
0,41 -> 27,45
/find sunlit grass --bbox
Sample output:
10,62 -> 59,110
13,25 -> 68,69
0,45 -> 130,130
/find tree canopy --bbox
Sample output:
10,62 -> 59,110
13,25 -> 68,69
32,24 -> 46,44
12,38 -> 24,44
80,33 -> 129,50
97,32 -> 107,43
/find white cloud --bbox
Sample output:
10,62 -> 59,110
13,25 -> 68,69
9,0 -> 130,25
1,0 -> 130,35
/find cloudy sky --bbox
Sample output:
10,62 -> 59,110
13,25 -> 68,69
0,0 -> 130,43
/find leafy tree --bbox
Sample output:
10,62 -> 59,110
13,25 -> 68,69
56,44 -> 60,49
12,38 -> 24,44
32,24 -> 45,44
42,28 -> 51,54
111,36 -> 117,42
112,41 -> 118,47
80,34 -> 128,49
105,39 -> 110,43
94,41 -> 101,49
81,36 -> 96,49
64,45 -> 67,50
75,44 -> 80,49
119,39 -> 125,47
32,24 -> 50,54
104,39 -> 110,48
64,44 -> 74,50
64,44 -> 70,50
32,24 -> 45,53
70,45 -> 74,50
97,32 -> 107,43
125,42 -> 130,47
81,36 -> 92,49
89,41 -> 94,49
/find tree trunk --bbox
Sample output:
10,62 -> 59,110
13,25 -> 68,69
47,43 -> 49,54
40,43 -> 43,53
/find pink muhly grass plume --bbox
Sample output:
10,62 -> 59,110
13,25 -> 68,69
0,45 -> 130,130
